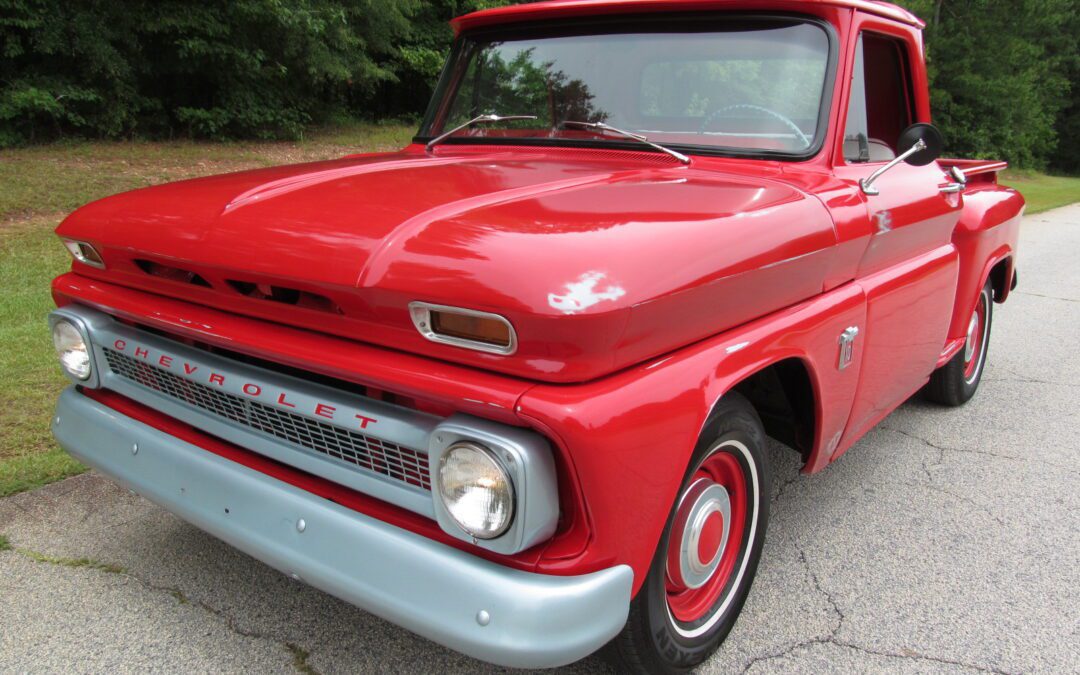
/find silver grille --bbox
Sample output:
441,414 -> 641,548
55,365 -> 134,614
103,348 -> 431,491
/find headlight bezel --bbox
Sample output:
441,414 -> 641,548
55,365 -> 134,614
48,312 -> 100,388
428,415 -> 560,555
436,441 -> 516,540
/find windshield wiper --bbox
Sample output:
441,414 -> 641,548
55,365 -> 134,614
561,120 -> 691,164
425,114 -> 538,152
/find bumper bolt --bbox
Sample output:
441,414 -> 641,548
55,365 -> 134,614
132,443 -> 139,455
476,610 -> 491,626
296,518 -> 307,533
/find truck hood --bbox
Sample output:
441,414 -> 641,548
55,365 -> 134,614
58,146 -> 837,382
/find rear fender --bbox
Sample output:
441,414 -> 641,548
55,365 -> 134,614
947,186 -> 1024,339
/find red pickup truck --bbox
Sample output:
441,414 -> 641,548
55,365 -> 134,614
48,1 -> 1023,672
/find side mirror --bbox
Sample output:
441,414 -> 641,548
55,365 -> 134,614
897,123 -> 943,166
861,123 -> 944,195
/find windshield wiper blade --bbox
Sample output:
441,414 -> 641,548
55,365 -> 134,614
561,120 -> 691,164
425,114 -> 538,152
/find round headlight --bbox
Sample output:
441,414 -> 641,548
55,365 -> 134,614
52,321 -> 91,380
437,442 -> 514,539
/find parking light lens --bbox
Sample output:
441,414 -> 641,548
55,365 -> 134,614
430,311 -> 512,348
437,442 -> 514,539
52,320 -> 92,380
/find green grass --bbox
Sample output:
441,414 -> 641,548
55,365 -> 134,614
0,534 -> 10,552
0,121 -> 416,220
0,122 -> 415,498
1000,172 -> 1080,214
17,547 -> 126,574
0,217 -> 82,497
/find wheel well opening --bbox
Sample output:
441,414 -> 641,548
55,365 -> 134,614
732,359 -> 816,461
989,257 -> 1011,302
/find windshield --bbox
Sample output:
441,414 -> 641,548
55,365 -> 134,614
419,17 -> 834,158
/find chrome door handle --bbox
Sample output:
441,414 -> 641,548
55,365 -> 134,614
939,183 -> 964,194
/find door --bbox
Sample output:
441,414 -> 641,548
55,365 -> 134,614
835,29 -> 962,449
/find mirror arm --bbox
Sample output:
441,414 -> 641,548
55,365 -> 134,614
860,138 -> 927,196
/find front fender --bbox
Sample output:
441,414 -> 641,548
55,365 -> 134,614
520,284 -> 866,593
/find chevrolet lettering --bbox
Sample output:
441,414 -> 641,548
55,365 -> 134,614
109,339 -> 380,429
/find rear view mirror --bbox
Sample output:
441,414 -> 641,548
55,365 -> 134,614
861,123 -> 944,195
897,123 -> 943,166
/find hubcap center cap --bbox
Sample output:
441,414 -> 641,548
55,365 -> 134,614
667,479 -> 732,590
696,511 -> 725,565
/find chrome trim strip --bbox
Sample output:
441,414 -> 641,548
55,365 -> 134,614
408,302 -> 518,356
52,387 -> 632,669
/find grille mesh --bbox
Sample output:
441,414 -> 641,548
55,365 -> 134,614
103,348 -> 431,490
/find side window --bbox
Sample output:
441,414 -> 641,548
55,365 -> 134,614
844,33 -> 915,163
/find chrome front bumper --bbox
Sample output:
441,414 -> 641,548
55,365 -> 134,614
52,387 -> 632,668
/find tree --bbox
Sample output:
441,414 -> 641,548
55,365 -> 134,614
0,0 -> 418,143
897,0 -> 1077,169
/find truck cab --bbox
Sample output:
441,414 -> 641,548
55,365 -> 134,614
48,1 -> 1023,672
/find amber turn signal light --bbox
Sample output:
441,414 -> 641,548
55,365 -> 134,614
431,311 -> 511,347
409,302 -> 517,355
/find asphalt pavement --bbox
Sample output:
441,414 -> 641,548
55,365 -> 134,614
2,204 -> 1078,674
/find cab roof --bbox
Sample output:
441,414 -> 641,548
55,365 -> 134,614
451,0 -> 924,35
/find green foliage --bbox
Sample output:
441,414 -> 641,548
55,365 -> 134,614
1,0 -> 1076,170
0,0 -> 418,143
370,0 -> 515,118
896,0 -> 1078,170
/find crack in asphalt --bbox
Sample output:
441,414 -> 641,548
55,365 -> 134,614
10,543 -> 321,675
796,544 -> 844,633
898,481 -> 1007,526
739,542 -> 1015,675
879,426 -> 1080,478
984,376 -> 1080,388
742,637 -> 1017,674
772,471 -> 800,505
1013,291 -> 1079,303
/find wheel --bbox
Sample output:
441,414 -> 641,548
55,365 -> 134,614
606,392 -> 771,674
924,281 -> 993,406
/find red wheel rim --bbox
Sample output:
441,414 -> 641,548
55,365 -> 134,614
963,291 -> 988,382
665,447 -> 749,624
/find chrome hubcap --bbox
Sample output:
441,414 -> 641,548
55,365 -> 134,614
668,479 -> 731,590
964,312 -> 979,362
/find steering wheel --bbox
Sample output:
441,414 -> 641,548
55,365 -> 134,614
698,104 -> 811,150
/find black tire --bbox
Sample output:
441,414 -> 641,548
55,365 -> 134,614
924,281 -> 993,406
606,392 -> 772,674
